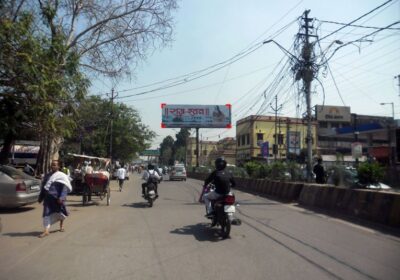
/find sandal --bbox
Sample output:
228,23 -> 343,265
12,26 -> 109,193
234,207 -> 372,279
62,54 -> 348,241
38,232 -> 49,238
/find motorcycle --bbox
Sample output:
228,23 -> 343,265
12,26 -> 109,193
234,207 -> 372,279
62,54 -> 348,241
200,183 -> 236,239
144,182 -> 157,207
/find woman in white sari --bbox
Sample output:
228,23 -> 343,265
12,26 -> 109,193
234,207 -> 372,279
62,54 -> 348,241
38,160 -> 72,238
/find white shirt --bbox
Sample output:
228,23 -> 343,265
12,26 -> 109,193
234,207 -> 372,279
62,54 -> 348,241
117,167 -> 126,180
142,169 -> 161,181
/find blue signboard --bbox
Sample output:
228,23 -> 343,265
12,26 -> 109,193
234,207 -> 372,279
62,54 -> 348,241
261,142 -> 269,158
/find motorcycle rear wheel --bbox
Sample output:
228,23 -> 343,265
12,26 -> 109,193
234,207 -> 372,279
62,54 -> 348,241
148,198 -> 153,207
220,215 -> 231,239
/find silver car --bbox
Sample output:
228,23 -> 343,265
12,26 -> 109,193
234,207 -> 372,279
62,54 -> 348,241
169,166 -> 187,181
0,165 -> 41,208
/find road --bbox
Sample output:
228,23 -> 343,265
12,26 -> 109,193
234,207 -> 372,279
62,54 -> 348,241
1,173 -> 399,280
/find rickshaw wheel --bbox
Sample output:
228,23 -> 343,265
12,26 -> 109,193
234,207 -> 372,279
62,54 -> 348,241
82,185 -> 89,206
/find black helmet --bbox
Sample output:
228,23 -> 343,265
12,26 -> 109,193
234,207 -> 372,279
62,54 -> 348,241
148,163 -> 154,170
215,157 -> 227,170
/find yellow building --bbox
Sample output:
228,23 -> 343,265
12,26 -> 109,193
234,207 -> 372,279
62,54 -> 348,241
186,137 -> 237,167
186,137 -> 217,167
209,137 -> 236,166
236,115 -> 317,165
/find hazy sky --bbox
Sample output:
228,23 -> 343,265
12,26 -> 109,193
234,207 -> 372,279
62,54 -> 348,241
91,0 -> 400,149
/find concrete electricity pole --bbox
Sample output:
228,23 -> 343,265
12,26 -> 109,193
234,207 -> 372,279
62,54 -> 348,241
270,95 -> 282,161
108,88 -> 117,164
298,10 -> 317,181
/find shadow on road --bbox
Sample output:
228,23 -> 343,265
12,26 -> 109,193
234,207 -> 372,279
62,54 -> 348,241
3,231 -> 42,237
0,207 -> 35,214
122,202 -> 150,208
3,229 -> 61,237
170,223 -> 227,242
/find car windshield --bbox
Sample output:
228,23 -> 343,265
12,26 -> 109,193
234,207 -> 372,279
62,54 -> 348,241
175,168 -> 184,172
0,165 -> 33,180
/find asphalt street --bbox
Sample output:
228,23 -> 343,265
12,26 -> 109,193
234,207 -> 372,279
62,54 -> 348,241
1,173 -> 399,280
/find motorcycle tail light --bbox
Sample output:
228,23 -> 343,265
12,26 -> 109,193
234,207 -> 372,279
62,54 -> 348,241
224,194 -> 235,205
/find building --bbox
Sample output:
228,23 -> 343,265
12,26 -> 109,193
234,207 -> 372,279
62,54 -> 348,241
315,105 -> 396,164
186,137 -> 237,167
208,137 -> 236,166
186,137 -> 217,167
236,115 -> 317,166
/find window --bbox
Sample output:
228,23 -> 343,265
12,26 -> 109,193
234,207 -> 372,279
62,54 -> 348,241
246,134 -> 250,145
193,150 -> 197,155
257,133 -> 264,141
203,150 -> 207,155
241,135 -> 246,146
237,138 -> 241,146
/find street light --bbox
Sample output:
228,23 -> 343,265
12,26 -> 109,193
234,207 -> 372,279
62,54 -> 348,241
380,102 -> 395,119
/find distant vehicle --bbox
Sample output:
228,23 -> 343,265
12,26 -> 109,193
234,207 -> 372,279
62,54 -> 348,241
169,165 -> 187,181
0,165 -> 41,208
326,166 -> 391,190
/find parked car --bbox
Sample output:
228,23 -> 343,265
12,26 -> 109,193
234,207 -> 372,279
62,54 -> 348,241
326,166 -> 391,190
169,165 -> 187,181
0,165 -> 42,208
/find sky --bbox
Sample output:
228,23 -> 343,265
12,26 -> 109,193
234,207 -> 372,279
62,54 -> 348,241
90,0 -> 400,149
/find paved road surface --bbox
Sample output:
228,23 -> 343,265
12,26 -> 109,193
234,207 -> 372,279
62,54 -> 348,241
1,174 -> 399,280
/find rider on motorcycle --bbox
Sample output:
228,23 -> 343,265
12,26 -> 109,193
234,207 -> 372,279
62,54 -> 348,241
142,163 -> 161,198
203,157 -> 236,217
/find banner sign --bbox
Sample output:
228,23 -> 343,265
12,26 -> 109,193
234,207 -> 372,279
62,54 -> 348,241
287,131 -> 301,155
161,104 -> 232,128
351,142 -> 362,159
316,105 -> 351,122
261,142 -> 269,158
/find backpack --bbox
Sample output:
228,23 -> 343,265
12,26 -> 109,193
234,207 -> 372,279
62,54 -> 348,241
147,171 -> 158,184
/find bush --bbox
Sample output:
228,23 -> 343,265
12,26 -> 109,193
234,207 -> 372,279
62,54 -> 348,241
357,162 -> 385,185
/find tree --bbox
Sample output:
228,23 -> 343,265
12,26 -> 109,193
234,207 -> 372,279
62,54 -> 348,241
0,11 -> 88,172
0,0 -> 178,171
63,96 -> 155,162
159,135 -> 174,165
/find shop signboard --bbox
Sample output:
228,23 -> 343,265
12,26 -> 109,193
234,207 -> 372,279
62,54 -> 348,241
351,142 -> 362,159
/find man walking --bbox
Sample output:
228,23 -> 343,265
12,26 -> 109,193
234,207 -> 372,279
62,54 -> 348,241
117,165 -> 126,192
313,158 -> 326,184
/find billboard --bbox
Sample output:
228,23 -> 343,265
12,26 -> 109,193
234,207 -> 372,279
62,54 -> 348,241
316,105 -> 351,122
161,104 -> 232,128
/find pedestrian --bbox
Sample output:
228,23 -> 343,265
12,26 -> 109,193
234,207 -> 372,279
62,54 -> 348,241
117,165 -> 126,191
38,160 -> 72,238
313,158 -> 326,184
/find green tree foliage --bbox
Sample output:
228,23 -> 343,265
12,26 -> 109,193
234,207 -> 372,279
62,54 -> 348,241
357,162 -> 385,185
1,0 -> 177,172
63,96 -> 155,162
159,128 -> 190,165
159,136 -> 174,166
0,12 -> 88,169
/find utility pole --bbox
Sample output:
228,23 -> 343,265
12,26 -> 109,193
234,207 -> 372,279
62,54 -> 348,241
270,95 -> 282,161
196,127 -> 199,167
108,88 -> 117,164
396,75 -> 400,98
298,10 -> 317,182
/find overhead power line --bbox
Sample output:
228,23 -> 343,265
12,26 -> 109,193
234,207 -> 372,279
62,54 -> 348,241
320,20 -> 400,30
318,0 -> 394,42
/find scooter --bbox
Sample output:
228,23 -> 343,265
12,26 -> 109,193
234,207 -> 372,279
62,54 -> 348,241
201,183 -> 236,239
